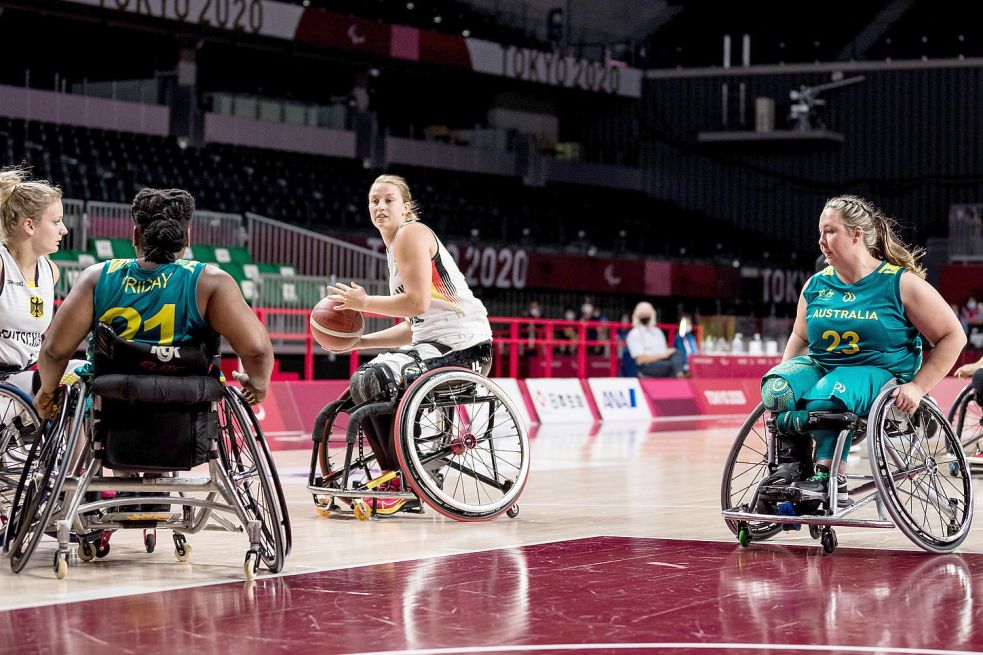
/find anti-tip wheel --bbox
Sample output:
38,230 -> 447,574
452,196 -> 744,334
53,552 -> 68,579
506,505 -> 519,518
77,541 -> 95,562
244,552 -> 259,580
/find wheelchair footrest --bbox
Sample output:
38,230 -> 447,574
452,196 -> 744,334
722,508 -> 894,529
306,484 -> 415,500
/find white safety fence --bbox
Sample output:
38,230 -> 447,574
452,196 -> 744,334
246,213 -> 387,280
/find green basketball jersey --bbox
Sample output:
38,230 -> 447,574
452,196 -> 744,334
92,258 -> 208,345
804,262 -> 922,381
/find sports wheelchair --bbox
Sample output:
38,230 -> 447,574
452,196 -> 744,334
0,367 -> 42,543
947,381 -> 983,465
721,382 -> 974,554
2,326 -> 291,579
307,342 -> 530,521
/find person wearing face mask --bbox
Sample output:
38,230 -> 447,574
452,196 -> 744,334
625,301 -> 685,378
673,313 -> 700,376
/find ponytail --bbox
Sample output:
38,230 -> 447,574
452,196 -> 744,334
824,195 -> 926,279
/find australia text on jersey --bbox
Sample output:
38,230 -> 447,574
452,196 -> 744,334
811,309 -> 879,320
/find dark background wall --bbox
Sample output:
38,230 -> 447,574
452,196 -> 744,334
642,64 -> 983,255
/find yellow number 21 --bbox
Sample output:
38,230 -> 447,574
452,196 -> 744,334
98,304 -> 176,344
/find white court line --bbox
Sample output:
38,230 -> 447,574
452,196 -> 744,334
343,642 -> 983,655
0,533 -> 610,611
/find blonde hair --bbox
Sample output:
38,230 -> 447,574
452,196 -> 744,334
632,301 -> 657,327
824,195 -> 926,279
371,174 -> 420,221
0,167 -> 62,243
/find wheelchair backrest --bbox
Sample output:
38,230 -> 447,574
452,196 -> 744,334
90,324 -> 225,472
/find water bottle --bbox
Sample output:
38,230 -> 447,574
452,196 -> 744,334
748,333 -> 763,355
731,332 -> 744,353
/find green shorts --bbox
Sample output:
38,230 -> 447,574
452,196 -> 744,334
762,355 -> 895,417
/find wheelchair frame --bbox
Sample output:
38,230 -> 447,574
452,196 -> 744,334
721,383 -> 974,554
307,365 -> 530,522
3,380 -> 291,579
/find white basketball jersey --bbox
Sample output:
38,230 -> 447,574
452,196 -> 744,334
387,223 -> 492,349
0,244 -> 54,369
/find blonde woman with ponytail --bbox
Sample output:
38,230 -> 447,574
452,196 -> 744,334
325,174 -> 492,515
0,168 -> 67,389
755,195 -> 965,508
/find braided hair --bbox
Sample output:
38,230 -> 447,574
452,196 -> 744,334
823,195 -> 926,279
131,188 -> 194,263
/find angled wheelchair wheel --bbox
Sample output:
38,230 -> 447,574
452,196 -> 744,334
394,368 -> 529,521
868,390 -> 974,553
229,387 -> 292,556
948,383 -> 983,462
0,384 -> 42,543
217,389 -> 287,573
7,383 -> 84,572
720,402 -> 783,540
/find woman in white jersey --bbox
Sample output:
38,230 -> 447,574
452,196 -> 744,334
0,168 -> 67,391
327,174 -> 492,514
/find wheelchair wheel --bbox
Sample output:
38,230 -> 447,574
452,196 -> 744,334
394,368 -> 529,521
868,389 -> 974,553
720,402 -> 783,540
6,383 -> 84,572
0,384 -> 42,542
948,383 -> 983,462
217,389 -> 287,573
229,387 -> 292,556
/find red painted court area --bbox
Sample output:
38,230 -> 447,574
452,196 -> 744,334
5,536 -> 982,655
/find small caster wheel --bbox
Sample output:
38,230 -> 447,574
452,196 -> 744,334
433,473 -> 445,489
53,552 -> 68,579
175,543 -> 192,562
315,504 -> 332,517
809,524 -> 821,540
77,541 -> 95,562
737,526 -> 751,548
353,500 -> 371,521
144,530 -> 156,553
174,533 -> 192,562
506,505 -> 519,518
948,520 -> 960,537
244,552 -> 259,580
821,528 -> 837,554
95,531 -> 112,558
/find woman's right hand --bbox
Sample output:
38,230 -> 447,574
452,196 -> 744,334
955,363 -> 979,378
232,371 -> 268,405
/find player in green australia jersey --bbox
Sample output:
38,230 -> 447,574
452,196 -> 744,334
34,188 -> 273,417
759,195 -> 965,506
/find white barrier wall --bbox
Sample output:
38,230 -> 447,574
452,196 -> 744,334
586,378 -> 651,421
524,378 -> 594,424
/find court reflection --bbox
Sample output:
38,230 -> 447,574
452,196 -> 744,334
401,547 -> 530,648
716,545 -> 976,651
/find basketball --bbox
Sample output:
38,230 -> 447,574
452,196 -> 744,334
310,297 -> 364,351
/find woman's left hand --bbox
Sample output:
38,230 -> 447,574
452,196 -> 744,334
327,282 -> 367,311
891,382 -> 926,414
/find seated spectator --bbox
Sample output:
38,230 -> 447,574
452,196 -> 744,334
673,313 -> 699,375
625,301 -> 685,378
556,305 -> 578,355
